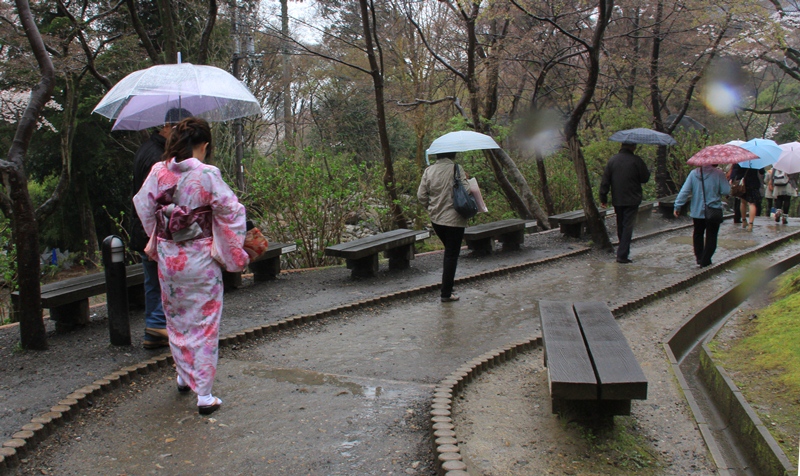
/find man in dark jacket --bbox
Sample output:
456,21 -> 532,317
599,143 -> 650,263
130,107 -> 192,349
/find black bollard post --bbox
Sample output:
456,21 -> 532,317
102,235 -> 131,346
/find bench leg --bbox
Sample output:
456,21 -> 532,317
560,223 -> 583,238
249,256 -> 281,281
552,398 -> 631,417
466,237 -> 493,255
50,300 -> 90,333
498,230 -> 525,251
386,244 -> 413,270
222,271 -> 242,291
346,254 -> 379,278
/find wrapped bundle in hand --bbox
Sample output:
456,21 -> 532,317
243,227 -> 269,259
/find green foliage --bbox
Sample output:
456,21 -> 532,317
724,268 -> 800,390
246,150 -> 367,268
710,266 -> 800,458
559,417 -> 660,472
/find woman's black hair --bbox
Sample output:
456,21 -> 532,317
163,117 -> 213,162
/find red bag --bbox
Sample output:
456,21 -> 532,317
243,227 -> 269,259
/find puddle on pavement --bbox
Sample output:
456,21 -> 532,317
666,236 -> 758,250
243,365 -> 377,397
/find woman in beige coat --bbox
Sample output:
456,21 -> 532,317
417,152 -> 470,302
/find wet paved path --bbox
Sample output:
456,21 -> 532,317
10,217 -> 800,475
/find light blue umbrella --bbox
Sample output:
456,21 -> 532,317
727,139 -> 781,169
425,131 -> 501,164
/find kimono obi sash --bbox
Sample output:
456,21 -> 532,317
154,186 -> 213,242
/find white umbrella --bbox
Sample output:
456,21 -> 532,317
773,142 -> 800,174
425,131 -> 501,164
93,63 -> 261,130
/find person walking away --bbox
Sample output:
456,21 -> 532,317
417,152 -> 470,302
129,107 -> 193,349
770,168 -> 796,224
763,167 -> 774,217
674,165 -> 731,267
599,143 -> 650,263
134,118 -> 250,415
729,163 -> 762,232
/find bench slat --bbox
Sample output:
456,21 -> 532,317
548,208 -> 609,227
325,229 -> 420,260
573,301 -> 648,400
539,300 -> 597,400
462,219 -> 533,240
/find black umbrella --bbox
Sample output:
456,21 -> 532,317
609,128 -> 677,146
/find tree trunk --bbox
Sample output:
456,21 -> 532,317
648,0 -> 676,198
559,0 -> 614,249
490,148 -> 550,227
358,0 -> 406,229
568,137 -> 612,250
536,155 -> 555,216
6,0 -> 55,350
75,170 -> 99,267
157,0 -> 177,63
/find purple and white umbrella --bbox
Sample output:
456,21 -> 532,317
93,63 -> 261,130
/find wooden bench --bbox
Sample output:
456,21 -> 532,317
463,218 -> 537,255
656,194 -> 688,218
547,208 -> 609,238
324,228 -> 430,278
539,300 -> 648,416
11,265 -> 145,332
222,241 -> 298,289
636,200 -> 655,222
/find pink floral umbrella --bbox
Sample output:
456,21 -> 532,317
686,144 -> 758,166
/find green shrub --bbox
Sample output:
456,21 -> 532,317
246,150 -> 367,268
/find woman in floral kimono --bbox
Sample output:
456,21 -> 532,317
134,118 -> 249,415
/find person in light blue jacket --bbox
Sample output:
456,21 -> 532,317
674,165 -> 731,267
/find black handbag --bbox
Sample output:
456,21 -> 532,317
700,168 -> 723,224
452,164 -> 478,219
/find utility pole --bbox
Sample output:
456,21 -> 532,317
231,2 -> 245,191
231,0 -> 256,192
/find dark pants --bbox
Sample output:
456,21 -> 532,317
765,198 -> 774,216
614,205 -> 638,261
432,222 -> 465,298
775,195 -> 792,215
693,218 -> 720,267
733,198 -> 741,222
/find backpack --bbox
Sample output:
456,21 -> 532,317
773,170 -> 789,186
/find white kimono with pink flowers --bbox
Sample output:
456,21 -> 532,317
134,158 -> 249,396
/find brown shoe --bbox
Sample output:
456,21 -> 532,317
143,338 -> 169,349
143,328 -> 169,349
145,328 -> 168,339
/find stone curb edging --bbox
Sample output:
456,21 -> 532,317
428,337 -> 543,476
0,246 -> 588,474
0,351 -> 173,474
